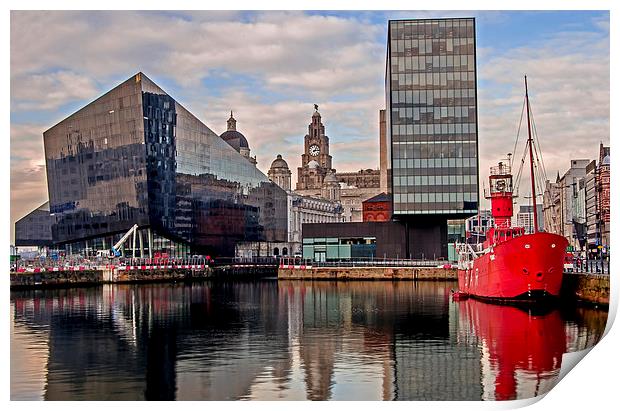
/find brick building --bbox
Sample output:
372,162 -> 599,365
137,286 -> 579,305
362,193 -> 392,222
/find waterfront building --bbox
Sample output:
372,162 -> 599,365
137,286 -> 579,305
296,108 -> 334,192
268,154 -> 292,191
362,193 -> 392,222
516,204 -> 544,235
584,160 -> 600,258
543,176 -> 562,236
43,72 -> 287,258
294,108 -> 382,222
385,17 -> 479,257
387,18 -> 479,217
558,160 -> 590,251
14,201 -> 53,248
597,144 -> 610,251
266,154 -> 343,256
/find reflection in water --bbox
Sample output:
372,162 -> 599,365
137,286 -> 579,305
10,281 -> 607,401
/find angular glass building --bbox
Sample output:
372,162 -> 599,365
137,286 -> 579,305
386,18 -> 479,217
43,73 -> 287,257
14,202 -> 53,247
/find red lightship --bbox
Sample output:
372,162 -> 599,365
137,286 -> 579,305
456,77 -> 568,301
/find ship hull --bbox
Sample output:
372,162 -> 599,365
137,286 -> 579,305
458,232 -> 568,300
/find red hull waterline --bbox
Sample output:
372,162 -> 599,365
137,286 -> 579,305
458,232 -> 568,301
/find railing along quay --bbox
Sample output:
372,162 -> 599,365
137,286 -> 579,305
278,257 -> 455,269
566,258 -> 610,275
10,255 -> 282,273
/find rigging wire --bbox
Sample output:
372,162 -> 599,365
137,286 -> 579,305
510,97 -> 527,169
528,100 -> 549,183
514,139 -> 530,197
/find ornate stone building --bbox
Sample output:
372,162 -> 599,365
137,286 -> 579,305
220,112 -> 257,166
267,153 -> 343,256
296,107 -> 334,192
268,154 -> 292,191
294,107 -> 383,222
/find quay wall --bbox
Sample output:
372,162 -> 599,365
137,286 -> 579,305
10,265 -> 277,290
10,270 -> 104,289
278,266 -> 458,281
561,272 -> 610,306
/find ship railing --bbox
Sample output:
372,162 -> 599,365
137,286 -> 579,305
455,242 -> 483,270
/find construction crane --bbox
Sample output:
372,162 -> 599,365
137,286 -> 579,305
111,224 -> 139,257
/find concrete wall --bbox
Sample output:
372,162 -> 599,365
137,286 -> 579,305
278,267 -> 457,281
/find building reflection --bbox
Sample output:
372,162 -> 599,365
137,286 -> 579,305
10,282 -> 607,401
457,299 -> 607,400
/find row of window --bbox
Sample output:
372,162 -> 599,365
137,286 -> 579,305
390,20 -> 474,39
391,37 -> 474,55
390,54 -> 475,73
393,174 -> 477,186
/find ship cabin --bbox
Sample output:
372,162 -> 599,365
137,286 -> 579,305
483,226 -> 526,249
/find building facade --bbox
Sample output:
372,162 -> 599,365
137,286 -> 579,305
597,144 -> 610,250
387,18 -> 479,217
543,177 -> 562,235
584,160 -> 599,257
43,72 -> 287,258
516,204 -> 544,235
362,193 -> 392,222
385,18 -> 479,258
294,108 -> 382,222
14,202 -> 53,247
558,160 -> 589,251
267,154 -> 343,256
296,108 -> 334,192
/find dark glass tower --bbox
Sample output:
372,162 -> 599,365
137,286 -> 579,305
43,73 -> 287,257
386,18 -> 479,217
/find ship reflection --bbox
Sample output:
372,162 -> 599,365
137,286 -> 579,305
458,300 -> 566,400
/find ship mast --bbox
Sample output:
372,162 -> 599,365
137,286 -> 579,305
525,76 -> 539,233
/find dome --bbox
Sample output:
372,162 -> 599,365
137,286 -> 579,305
220,130 -> 249,152
270,154 -> 289,169
307,160 -> 320,169
324,172 -> 338,184
602,155 -> 610,165
312,110 -> 321,118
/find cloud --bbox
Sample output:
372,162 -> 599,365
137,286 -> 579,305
11,71 -> 99,110
477,26 -> 609,205
9,10 -> 610,230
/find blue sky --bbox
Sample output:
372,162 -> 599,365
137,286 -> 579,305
10,10 -> 610,237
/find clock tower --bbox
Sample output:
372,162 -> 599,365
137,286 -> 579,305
296,106 -> 334,191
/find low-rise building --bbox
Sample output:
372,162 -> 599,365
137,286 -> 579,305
362,193 -> 392,222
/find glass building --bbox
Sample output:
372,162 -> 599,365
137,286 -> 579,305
386,18 -> 479,217
14,202 -> 53,247
43,73 -> 287,258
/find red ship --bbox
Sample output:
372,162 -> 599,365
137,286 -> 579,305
456,77 -> 568,301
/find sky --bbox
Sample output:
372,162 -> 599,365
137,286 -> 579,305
9,10 -> 610,240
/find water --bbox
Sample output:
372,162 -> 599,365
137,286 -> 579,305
10,280 -> 607,401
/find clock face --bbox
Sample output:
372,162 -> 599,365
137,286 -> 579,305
309,144 -> 320,157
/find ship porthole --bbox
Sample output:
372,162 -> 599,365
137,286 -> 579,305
525,244 -> 531,249
551,244 -> 556,248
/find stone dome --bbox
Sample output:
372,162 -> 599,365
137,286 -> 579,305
312,110 -> 321,118
270,154 -> 289,169
307,160 -> 320,169
324,172 -> 338,184
220,130 -> 249,151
